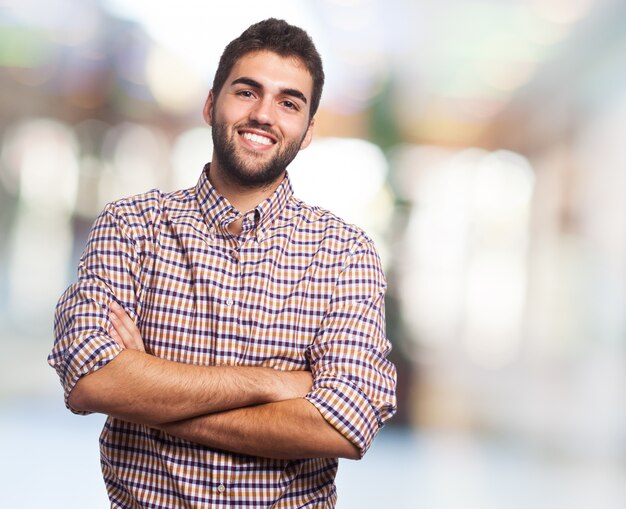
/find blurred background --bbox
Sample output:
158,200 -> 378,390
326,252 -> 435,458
1,0 -> 625,507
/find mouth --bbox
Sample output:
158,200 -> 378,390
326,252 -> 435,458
238,129 -> 277,149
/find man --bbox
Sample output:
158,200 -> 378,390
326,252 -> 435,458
49,18 -> 397,508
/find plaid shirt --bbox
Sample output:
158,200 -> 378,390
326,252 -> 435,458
49,167 -> 397,508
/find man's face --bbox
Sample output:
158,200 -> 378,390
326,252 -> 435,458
205,50 -> 315,189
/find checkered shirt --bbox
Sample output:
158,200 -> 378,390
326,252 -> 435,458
49,167 -> 397,508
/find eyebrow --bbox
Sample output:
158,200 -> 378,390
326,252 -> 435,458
231,77 -> 308,105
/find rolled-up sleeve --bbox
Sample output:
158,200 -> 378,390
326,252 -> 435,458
305,237 -> 397,457
48,203 -> 143,414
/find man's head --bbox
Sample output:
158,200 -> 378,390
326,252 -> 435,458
204,19 -> 324,192
211,18 -> 325,120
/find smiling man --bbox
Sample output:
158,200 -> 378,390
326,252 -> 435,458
208,53 -> 313,192
49,18 -> 397,508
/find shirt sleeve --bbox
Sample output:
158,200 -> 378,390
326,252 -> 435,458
48,203 -> 144,414
304,235 -> 397,457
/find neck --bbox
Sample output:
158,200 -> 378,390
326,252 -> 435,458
206,159 -> 284,213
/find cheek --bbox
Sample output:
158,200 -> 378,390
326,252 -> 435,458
283,118 -> 310,140
214,98 -> 247,126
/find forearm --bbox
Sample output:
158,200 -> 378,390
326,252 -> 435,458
68,349 -> 310,424
157,398 -> 361,460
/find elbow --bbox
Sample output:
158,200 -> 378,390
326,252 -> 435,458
67,372 -> 105,413
67,380 -> 90,413
340,442 -> 362,460
67,350 -> 129,414
322,430 -> 362,460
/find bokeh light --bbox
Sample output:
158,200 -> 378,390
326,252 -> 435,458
1,1 -> 625,508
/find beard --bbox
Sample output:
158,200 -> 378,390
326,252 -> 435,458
211,118 -> 305,189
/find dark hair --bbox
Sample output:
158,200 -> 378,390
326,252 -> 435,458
211,18 -> 325,119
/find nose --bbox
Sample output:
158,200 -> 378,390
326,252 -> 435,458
249,96 -> 276,126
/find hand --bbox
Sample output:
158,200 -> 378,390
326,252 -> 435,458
109,302 -> 146,352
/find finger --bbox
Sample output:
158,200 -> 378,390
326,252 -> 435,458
109,307 -> 133,339
110,312 -> 145,352
127,325 -> 146,353
109,311 -> 133,346
110,303 -> 146,352
108,324 -> 128,349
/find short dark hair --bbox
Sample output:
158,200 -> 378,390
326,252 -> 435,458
211,18 -> 325,119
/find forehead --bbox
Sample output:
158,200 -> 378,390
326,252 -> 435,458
226,50 -> 313,100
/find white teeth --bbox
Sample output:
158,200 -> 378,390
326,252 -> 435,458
242,132 -> 273,146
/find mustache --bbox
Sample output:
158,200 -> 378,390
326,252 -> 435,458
236,122 -> 278,137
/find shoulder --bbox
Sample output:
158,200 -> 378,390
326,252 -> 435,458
287,196 -> 377,253
287,198 -> 386,290
100,186 -> 195,238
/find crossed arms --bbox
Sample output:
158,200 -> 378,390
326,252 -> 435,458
68,303 -> 360,460
50,203 -> 395,461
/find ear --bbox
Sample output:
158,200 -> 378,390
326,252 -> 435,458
203,90 -> 215,125
299,119 -> 315,151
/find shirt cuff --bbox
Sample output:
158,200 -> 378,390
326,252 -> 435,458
50,333 -> 124,415
305,374 -> 381,457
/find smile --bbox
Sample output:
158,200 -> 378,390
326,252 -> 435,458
241,131 -> 275,146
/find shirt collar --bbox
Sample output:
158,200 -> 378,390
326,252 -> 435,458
195,164 -> 293,240
254,170 -> 293,237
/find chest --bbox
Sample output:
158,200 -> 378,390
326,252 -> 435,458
137,219 -> 344,368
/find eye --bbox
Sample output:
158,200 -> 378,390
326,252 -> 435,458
236,90 -> 255,99
281,100 -> 298,111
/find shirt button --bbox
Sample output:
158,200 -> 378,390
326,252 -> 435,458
217,483 -> 226,493
226,298 -> 234,307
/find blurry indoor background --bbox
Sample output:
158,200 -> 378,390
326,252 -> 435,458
1,0 -> 625,507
